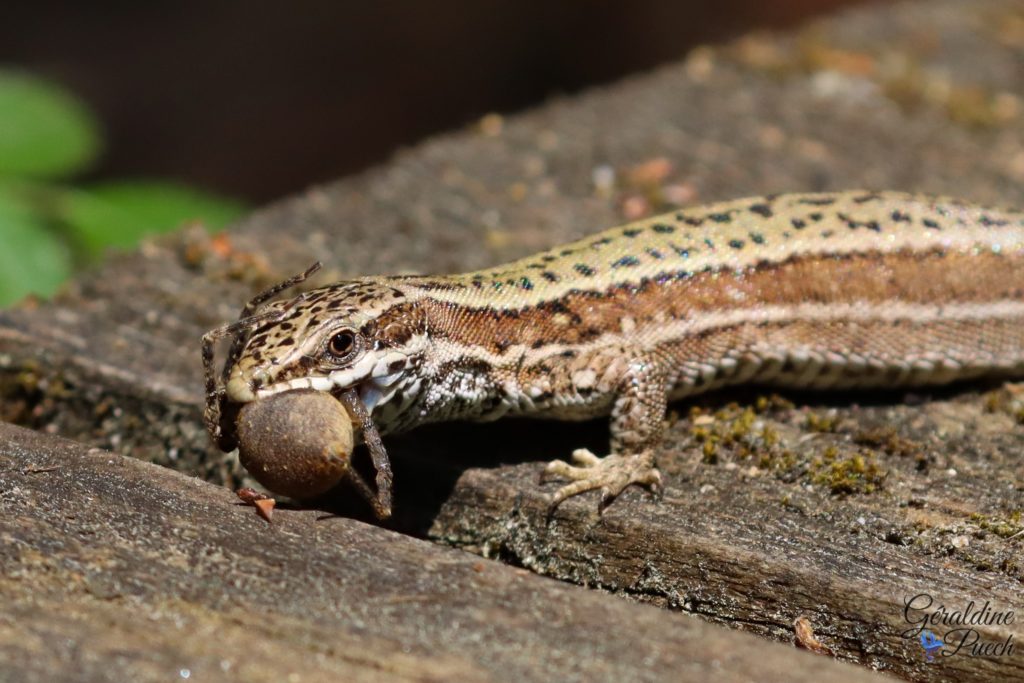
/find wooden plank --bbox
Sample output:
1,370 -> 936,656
1,0 -> 1023,680
0,423 -> 884,683
417,409 -> 1024,682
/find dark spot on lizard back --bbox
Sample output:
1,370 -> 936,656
612,256 -> 640,268
574,264 -> 595,276
622,228 -> 643,237
652,223 -> 675,233
799,196 -> 837,206
980,215 -> 1009,227
837,212 -> 881,232
748,203 -> 772,217
728,239 -> 745,250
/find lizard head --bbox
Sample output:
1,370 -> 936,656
227,279 -> 428,407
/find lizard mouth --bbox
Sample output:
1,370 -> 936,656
251,361 -> 408,416
354,370 -> 406,413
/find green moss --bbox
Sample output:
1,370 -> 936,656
688,397 -> 809,480
961,553 -> 997,572
969,511 -> 1024,538
690,402 -> 779,464
757,449 -> 797,471
805,411 -> 839,433
980,387 -> 1024,424
701,440 -> 718,464
779,494 -> 806,512
756,394 -> 794,412
727,407 -> 756,441
852,427 -> 919,457
810,447 -> 886,495
983,389 -> 1006,413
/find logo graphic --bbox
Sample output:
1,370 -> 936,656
901,593 -> 1015,662
920,630 -> 943,662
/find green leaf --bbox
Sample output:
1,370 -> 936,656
61,181 -> 246,257
0,70 -> 101,179
0,189 -> 72,306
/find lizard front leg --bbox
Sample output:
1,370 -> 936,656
544,355 -> 666,512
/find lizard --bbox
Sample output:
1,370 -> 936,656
202,190 -> 1024,516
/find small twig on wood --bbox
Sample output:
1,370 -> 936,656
22,465 -> 59,475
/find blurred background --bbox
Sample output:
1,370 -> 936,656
0,0 -> 871,304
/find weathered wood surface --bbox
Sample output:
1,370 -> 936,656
2,0 -> 1024,680
0,423 -> 884,683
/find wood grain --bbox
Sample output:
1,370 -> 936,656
0,423 -> 882,683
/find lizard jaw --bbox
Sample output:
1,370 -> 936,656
248,352 -> 412,422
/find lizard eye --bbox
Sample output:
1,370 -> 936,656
327,330 -> 357,358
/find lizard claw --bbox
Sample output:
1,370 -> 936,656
543,450 -> 662,516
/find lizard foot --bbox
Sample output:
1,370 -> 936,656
542,448 -> 662,514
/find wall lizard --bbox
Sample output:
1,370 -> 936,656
203,191 -> 1024,516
